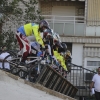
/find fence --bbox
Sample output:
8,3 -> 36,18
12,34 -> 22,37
66,63 -> 96,100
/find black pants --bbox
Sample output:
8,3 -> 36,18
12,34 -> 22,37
95,91 -> 100,100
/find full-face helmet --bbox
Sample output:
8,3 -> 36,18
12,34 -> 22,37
39,20 -> 49,32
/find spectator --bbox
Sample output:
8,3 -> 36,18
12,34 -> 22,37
0,46 -> 11,70
90,67 -> 100,100
0,45 -> 7,53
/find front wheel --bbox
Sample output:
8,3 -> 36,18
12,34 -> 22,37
28,65 -> 39,82
28,63 -> 44,82
18,69 -> 28,79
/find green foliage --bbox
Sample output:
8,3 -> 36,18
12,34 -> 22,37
0,30 -> 17,49
0,0 -> 43,49
0,32 -> 4,47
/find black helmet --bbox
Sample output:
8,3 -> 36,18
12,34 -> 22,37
39,20 -> 50,29
61,43 -> 67,51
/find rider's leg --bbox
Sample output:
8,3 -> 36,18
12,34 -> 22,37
16,32 -> 23,51
16,32 -> 31,63
45,44 -> 52,64
27,36 -> 36,42
30,42 -> 43,57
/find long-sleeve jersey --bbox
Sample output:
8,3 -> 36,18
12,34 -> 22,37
53,50 -> 67,71
17,23 -> 44,48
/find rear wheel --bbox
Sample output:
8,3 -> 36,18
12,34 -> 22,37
7,50 -> 18,57
2,55 -> 11,72
2,54 -> 20,75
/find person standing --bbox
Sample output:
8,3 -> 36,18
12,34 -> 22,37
0,45 -> 11,70
90,67 -> 100,100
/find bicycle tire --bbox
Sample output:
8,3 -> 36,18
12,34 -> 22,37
2,54 -> 11,72
7,50 -> 18,57
2,54 -> 20,74
28,63 -> 40,82
18,69 -> 28,79
0,50 -> 17,58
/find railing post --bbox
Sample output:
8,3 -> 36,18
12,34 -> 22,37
53,16 -> 55,31
63,23 -> 65,34
84,21 -> 86,36
74,17 -> 75,36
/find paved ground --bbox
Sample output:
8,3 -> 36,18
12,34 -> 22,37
0,70 -> 63,100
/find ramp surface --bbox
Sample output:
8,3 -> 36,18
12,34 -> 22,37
0,70 -> 64,100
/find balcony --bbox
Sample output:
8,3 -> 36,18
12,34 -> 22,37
42,15 -> 86,36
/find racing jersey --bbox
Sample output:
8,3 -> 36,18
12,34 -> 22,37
53,50 -> 67,71
17,23 -> 44,48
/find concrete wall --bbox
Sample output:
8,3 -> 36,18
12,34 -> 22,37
52,6 -> 75,16
40,1 -> 85,16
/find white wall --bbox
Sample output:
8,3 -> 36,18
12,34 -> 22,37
72,43 -> 83,66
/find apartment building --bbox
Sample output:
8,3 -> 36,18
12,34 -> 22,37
38,0 -> 100,70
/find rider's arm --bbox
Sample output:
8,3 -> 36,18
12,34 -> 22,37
32,25 -> 45,48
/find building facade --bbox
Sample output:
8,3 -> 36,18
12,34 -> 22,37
39,0 -> 100,70
1,0 -> 100,70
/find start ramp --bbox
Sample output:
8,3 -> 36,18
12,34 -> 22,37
36,64 -> 78,98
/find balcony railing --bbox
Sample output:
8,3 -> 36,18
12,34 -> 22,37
42,15 -> 86,36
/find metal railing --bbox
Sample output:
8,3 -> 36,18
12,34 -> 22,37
42,15 -> 86,36
67,63 -> 96,100
2,15 -> 86,37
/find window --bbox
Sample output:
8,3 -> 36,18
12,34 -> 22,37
87,61 -> 100,66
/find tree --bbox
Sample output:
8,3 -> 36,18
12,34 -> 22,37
0,0 -> 43,49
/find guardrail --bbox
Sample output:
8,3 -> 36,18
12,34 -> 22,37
42,15 -> 86,36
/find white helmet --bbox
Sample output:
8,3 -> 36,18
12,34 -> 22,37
56,33 -> 61,42
53,33 -> 58,41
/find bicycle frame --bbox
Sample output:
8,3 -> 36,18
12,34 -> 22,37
4,56 -> 43,74
26,56 -> 42,64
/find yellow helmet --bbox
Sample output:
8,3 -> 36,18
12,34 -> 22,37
66,50 -> 71,57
